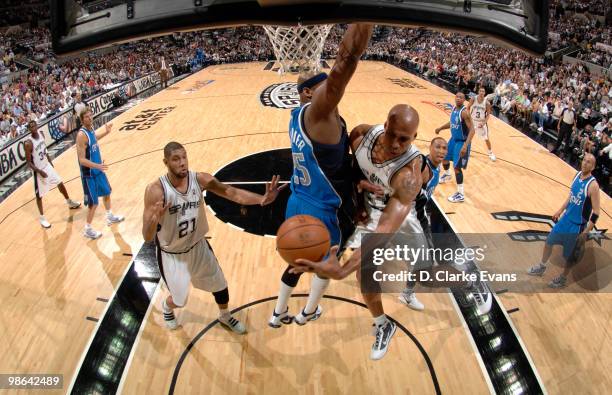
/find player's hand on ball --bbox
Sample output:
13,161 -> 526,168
291,246 -> 346,279
261,175 -> 287,205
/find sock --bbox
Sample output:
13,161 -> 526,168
85,223 -> 92,230
106,210 -> 113,217
40,215 -> 46,220
304,276 -> 330,315
539,262 -> 547,267
66,199 -> 71,204
457,184 -> 464,194
488,150 -> 493,155
374,314 -> 388,327
274,282 -> 294,315
219,307 -> 229,318
162,298 -> 172,313
444,169 -> 451,176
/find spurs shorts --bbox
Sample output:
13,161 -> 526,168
475,123 -> 489,140
34,163 -> 62,198
346,204 -> 427,249
349,204 -> 431,293
156,239 -> 228,306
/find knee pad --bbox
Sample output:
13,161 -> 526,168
281,266 -> 303,287
456,169 -> 464,184
212,287 -> 229,305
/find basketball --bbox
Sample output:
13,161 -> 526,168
276,215 -> 330,266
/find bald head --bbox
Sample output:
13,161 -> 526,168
382,104 -> 420,156
387,104 -> 420,129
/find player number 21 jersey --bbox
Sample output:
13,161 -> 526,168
157,171 -> 209,253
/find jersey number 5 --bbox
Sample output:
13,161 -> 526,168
178,218 -> 196,238
292,153 -> 311,186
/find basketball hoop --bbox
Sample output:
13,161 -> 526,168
263,24 -> 332,74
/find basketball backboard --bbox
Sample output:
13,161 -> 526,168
51,0 -> 548,55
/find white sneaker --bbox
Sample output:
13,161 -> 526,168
106,213 -> 125,226
370,320 -> 397,360
67,200 -> 81,209
439,173 -> 452,184
398,291 -> 425,311
83,227 -> 102,240
527,263 -> 547,276
39,217 -> 51,229
489,153 -> 496,162
294,305 -> 323,325
162,308 -> 179,330
219,314 -> 246,334
268,307 -> 294,328
469,281 -> 493,315
448,192 -> 465,203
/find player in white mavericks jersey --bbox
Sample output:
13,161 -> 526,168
24,120 -> 81,228
468,87 -> 495,161
292,105 -> 424,360
142,142 -> 285,331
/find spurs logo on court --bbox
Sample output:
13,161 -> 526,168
260,83 -> 300,109
492,211 -> 609,245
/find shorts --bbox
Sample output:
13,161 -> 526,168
346,203 -> 427,248
34,163 -> 62,198
546,217 -> 585,259
350,203 -> 431,293
475,123 -> 489,140
285,194 -> 354,255
157,239 -> 227,307
82,171 -> 112,207
445,137 -> 471,169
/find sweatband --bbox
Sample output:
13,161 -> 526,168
297,72 -> 328,93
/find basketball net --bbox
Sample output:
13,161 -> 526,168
263,24 -> 332,74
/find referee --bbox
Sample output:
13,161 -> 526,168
551,99 -> 576,155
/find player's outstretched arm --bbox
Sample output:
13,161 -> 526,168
142,181 -> 168,242
291,158 -> 422,279
308,24 -> 373,122
95,123 -> 113,140
197,172 -> 286,206
435,121 -> 450,134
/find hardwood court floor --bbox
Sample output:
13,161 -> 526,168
0,61 -> 609,394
